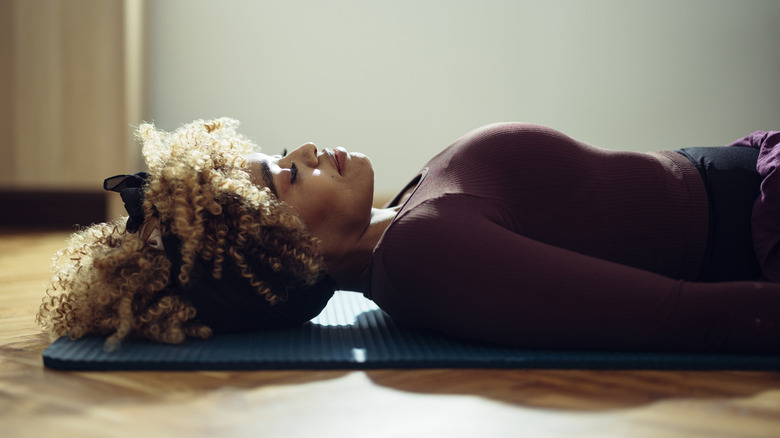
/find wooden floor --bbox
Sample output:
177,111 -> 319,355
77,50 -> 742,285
2,230 -> 780,437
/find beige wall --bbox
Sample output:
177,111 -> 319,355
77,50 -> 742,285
146,0 -> 780,199
3,0 -> 779,203
0,0 -> 145,193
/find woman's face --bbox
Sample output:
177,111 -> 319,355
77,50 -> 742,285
246,143 -> 375,257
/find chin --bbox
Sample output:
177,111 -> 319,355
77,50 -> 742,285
353,152 -> 373,169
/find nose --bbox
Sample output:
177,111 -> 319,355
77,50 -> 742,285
295,142 -> 319,167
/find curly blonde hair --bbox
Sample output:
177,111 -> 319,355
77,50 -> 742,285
36,118 -> 326,347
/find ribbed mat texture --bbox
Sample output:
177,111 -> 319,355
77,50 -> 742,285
43,292 -> 780,371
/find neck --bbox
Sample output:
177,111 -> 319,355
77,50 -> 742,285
325,206 -> 398,293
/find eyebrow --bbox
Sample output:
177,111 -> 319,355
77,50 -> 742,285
260,160 -> 278,196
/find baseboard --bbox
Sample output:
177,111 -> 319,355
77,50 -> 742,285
1,190 -> 391,229
0,189 -> 107,229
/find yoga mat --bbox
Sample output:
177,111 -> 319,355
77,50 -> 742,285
43,291 -> 780,371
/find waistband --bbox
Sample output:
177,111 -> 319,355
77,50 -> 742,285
674,146 -> 762,281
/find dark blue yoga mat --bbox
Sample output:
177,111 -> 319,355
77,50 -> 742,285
43,291 -> 780,371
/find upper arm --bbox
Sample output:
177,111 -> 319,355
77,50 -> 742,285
377,201 -> 688,349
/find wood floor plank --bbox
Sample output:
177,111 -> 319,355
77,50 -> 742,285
2,229 -> 780,438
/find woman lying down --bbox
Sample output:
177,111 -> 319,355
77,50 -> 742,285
37,118 -> 780,353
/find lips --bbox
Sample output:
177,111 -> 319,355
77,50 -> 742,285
330,148 -> 347,176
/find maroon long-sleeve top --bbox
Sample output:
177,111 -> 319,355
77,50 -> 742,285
366,123 -> 780,353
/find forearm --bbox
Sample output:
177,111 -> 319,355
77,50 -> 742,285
380,213 -> 780,353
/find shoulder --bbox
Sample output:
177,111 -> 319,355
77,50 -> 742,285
369,196 -> 484,308
380,196 -> 466,246
374,195 -> 499,271
376,197 -> 468,254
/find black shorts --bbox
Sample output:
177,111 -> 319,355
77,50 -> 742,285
676,146 -> 762,282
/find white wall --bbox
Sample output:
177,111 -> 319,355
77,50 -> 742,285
147,0 -> 780,198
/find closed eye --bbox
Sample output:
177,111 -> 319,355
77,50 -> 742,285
290,162 -> 298,184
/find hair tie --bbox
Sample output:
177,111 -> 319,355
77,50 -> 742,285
103,172 -> 150,232
103,172 -> 163,249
